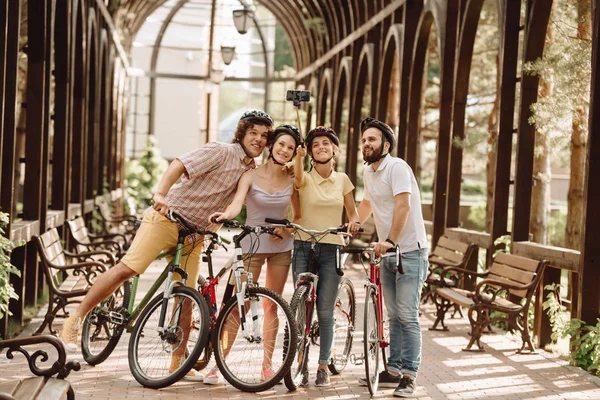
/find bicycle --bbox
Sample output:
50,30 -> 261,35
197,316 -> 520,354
344,245 -> 401,396
80,210 -> 212,389
263,218 -> 358,391
197,217 -> 298,393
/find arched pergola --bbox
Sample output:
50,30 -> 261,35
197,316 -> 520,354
1,0 -> 600,345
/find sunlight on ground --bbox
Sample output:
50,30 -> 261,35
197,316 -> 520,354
443,355 -> 502,368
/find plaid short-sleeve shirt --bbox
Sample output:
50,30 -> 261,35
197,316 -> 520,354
165,142 -> 255,231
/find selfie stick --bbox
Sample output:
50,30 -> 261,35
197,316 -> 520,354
292,98 -> 304,147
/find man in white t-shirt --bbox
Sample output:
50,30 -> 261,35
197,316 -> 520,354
356,117 -> 428,398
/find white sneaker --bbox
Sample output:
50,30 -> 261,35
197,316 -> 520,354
203,367 -> 222,385
169,356 -> 205,382
60,315 -> 82,353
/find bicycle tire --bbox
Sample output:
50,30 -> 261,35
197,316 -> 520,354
213,286 -> 297,392
364,286 -> 380,396
328,277 -> 356,374
128,286 -> 210,389
81,280 -> 131,366
284,285 -> 313,391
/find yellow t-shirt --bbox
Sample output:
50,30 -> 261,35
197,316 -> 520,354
295,168 -> 355,246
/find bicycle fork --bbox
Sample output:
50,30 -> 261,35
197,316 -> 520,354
228,247 -> 263,343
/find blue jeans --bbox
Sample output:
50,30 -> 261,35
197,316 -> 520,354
293,241 -> 341,365
380,248 -> 428,378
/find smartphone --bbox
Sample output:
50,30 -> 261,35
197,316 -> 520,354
286,90 -> 311,106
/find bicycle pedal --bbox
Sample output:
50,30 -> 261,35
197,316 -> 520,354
349,353 -> 364,365
108,311 -> 126,325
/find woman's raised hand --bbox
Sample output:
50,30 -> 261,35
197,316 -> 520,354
296,145 -> 307,158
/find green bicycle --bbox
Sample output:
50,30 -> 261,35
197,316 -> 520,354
80,211 -> 214,389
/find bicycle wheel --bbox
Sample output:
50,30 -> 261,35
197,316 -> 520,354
329,278 -> 356,374
213,286 -> 297,392
284,285 -> 313,391
81,280 -> 131,366
128,286 -> 210,389
364,286 -> 380,396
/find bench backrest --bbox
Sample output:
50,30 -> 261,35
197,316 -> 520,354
34,228 -> 67,289
487,252 -> 546,298
430,236 -> 477,267
66,216 -> 91,253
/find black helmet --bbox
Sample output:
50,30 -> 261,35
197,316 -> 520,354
271,124 -> 301,147
239,110 -> 274,127
305,126 -> 339,149
360,117 -> 395,148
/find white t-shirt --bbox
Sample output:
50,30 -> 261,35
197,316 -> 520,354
363,154 -> 428,253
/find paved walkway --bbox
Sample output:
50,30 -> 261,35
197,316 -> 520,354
2,242 -> 600,399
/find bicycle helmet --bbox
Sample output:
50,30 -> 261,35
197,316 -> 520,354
272,124 -> 301,147
304,126 -> 339,149
268,124 -> 301,165
239,109 -> 274,127
360,117 -> 395,149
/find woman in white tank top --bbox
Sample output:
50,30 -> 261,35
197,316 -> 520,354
207,125 -> 301,383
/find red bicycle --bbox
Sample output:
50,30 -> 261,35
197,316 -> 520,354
344,246 -> 401,396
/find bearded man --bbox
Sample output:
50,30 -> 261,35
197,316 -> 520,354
356,117 -> 429,398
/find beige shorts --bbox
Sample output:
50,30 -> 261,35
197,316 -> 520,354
243,250 -> 292,271
121,210 -> 203,288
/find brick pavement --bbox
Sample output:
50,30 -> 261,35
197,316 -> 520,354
1,243 -> 600,399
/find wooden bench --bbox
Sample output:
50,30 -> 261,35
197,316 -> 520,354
33,228 -> 113,335
95,199 -> 137,245
422,236 -> 478,320
432,252 -> 548,353
0,335 -> 80,399
66,216 -> 126,260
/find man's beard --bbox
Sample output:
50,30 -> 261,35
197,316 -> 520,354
362,143 -> 384,164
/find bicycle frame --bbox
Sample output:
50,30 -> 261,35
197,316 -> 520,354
121,240 -> 189,332
367,255 -> 389,352
199,222 -> 277,341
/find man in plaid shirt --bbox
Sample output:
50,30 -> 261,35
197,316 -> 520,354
60,110 -> 274,380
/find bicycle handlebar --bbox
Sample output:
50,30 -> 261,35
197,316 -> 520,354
341,245 -> 404,274
264,218 -> 363,236
212,217 -> 283,240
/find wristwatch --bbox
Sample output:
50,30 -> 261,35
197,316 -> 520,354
385,238 -> 396,247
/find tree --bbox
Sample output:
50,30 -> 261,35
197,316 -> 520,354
525,0 -> 592,248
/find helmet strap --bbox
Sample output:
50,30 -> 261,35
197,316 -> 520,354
268,151 -> 286,166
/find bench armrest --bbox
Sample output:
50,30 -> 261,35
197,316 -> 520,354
0,335 -> 81,379
473,278 -> 535,305
89,232 -> 128,243
64,249 -> 116,265
79,240 -> 124,257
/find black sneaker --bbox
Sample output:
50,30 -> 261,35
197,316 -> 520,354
393,376 -> 416,397
315,369 -> 330,387
358,370 -> 401,388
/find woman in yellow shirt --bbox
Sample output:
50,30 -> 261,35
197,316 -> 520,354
293,126 -> 361,387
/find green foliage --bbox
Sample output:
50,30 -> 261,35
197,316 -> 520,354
493,234 -> 512,257
91,180 -> 112,234
548,208 -> 567,248
274,23 -> 294,72
467,201 -> 486,231
303,18 -> 326,38
543,283 -> 600,376
125,136 -> 169,213
0,211 -> 20,322
524,0 -> 592,155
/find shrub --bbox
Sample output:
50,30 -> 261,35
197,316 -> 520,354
0,211 -> 20,322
